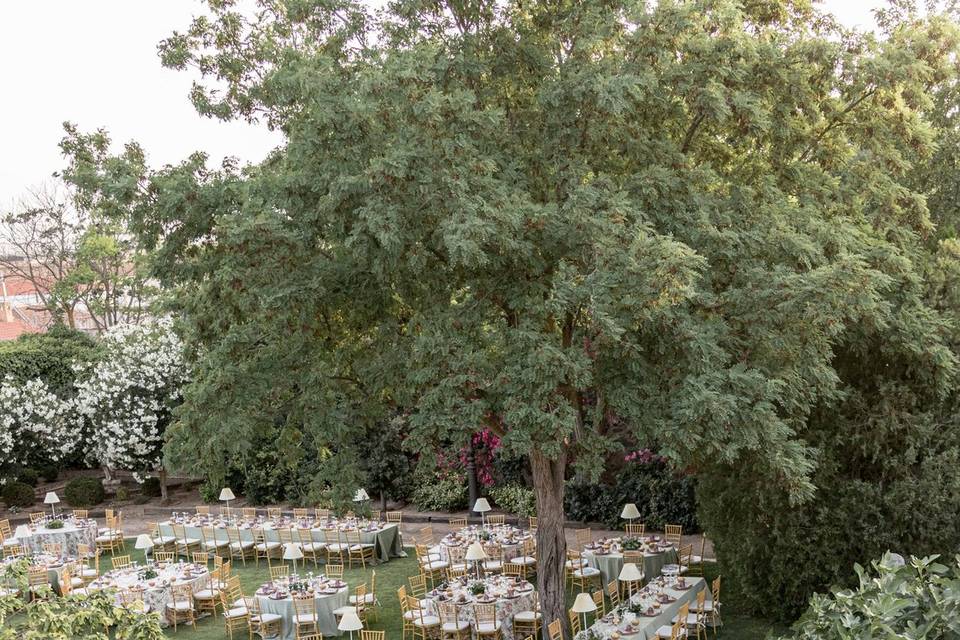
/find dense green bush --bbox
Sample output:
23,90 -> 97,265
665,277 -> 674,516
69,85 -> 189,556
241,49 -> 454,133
0,325 -> 95,392
15,468 -> 38,487
64,477 -> 105,507
1,481 -> 35,508
565,459 -> 698,531
199,480 -> 219,504
489,483 -> 536,517
140,477 -> 162,497
779,554 -> 960,639
37,464 -> 59,483
411,467 -> 468,511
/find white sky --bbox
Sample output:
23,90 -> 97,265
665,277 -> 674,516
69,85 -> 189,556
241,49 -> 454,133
0,0 -> 882,205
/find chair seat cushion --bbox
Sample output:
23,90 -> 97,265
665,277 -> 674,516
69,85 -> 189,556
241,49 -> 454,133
194,589 -> 219,599
203,540 -> 229,549
483,561 -> 503,571
295,613 -> 318,623
167,601 -> 193,611
565,559 -> 585,569
327,543 -> 350,552
231,541 -> 255,550
81,568 -> 98,577
177,537 -> 201,545
350,593 -> 376,605
514,611 -> 542,622
477,621 -> 501,633
302,543 -> 325,552
423,560 -> 449,571
443,621 -> 471,631
412,615 -> 440,627
350,543 -> 375,551
510,555 -> 537,565
574,567 -> 601,577
656,625 -> 687,638
333,605 -> 360,616
226,606 -> 248,618
70,577 -> 85,587
94,535 -> 116,543
255,612 -> 283,623
672,613 -> 699,625
255,542 -> 281,551
153,536 -> 176,545
690,601 -> 717,612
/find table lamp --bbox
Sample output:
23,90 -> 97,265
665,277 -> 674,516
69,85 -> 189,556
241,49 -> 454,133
135,534 -> 154,564
473,497 -> 491,526
44,492 -> 60,518
283,542 -> 304,575
14,525 -> 29,540
338,609 -> 364,640
465,540 -> 487,579
572,591 -> 598,630
618,562 -> 644,598
219,488 -> 235,516
620,503 -> 640,525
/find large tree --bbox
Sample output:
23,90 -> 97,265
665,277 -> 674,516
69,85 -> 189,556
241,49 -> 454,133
63,0 -> 960,632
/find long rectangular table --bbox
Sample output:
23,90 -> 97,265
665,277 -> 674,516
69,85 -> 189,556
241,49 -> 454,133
576,577 -> 706,640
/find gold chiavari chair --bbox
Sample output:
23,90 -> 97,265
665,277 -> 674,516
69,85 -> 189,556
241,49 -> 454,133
315,508 -> 331,520
150,521 -> 176,552
220,586 -> 249,640
690,576 -> 722,636
568,550 -> 601,592
416,544 -> 447,587
447,544 -> 468,574
42,543 -> 63,556
0,519 -> 18,553
4,543 -> 25,558
408,573 -> 427,601
626,523 -> 646,537
242,507 -> 257,519
547,619 -> 562,640
568,609 -> 581,636
606,580 -> 620,609
334,583 -> 368,626
193,551 -> 211,566
665,524 -> 683,549
486,514 -> 505,526
298,527 -> 325,566
655,602 -> 689,639
111,555 -> 132,570
407,595 -> 440,640
293,508 -> 309,519
202,525 -> 230,558
350,569 -> 378,621
527,516 -> 537,531
325,563 -> 344,580
95,516 -> 123,554
254,529 -> 282,567
326,529 -> 350,565
270,565 -> 290,580
347,529 -> 376,569
77,544 -> 99,584
193,565 -> 223,617
678,544 -> 693,574
228,527 -> 256,565
509,538 -> 537,579
679,588 -> 708,640
166,582 -> 197,631
512,591 -> 541,639
266,507 -> 281,519
575,528 -> 592,549
690,534 -> 707,576
293,593 -> 319,639
173,523 -> 201,557
362,631 -> 386,640
482,543 -> 504,575
385,510 -> 403,546
154,551 -> 176,563
29,512 -> 45,524
196,505 -> 211,515
503,562 -> 524,579
72,509 -> 89,520
448,517 -> 467,528
438,601 -> 470,640
246,590 -> 283,638
119,587 -> 149,612
474,602 -> 502,640
399,586 -> 416,640
592,589 -> 606,618
27,566 -> 50,599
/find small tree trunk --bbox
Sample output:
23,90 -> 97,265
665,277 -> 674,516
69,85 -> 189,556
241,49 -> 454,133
380,490 -> 387,514
532,448 -> 568,640
159,467 -> 169,503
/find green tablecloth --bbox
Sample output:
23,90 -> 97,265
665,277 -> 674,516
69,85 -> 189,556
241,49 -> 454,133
257,586 -> 349,639
582,548 -> 678,585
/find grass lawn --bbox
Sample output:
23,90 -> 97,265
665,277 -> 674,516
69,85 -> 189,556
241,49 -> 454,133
82,542 -> 790,639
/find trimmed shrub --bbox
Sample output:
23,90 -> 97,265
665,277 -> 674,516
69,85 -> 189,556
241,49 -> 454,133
140,477 -> 162,497
38,464 -> 59,483
489,483 -> 536,517
0,325 -> 95,392
565,459 -> 698,531
64,477 -> 105,508
199,481 -> 218,504
411,468 -> 468,511
16,468 -> 38,487
2,481 -> 35,508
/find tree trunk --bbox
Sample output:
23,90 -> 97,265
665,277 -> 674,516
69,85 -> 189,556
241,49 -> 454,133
159,467 -> 169,503
467,437 -> 479,514
532,448 -> 568,640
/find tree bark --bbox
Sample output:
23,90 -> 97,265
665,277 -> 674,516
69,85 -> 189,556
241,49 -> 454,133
159,466 -> 169,503
532,447 -> 568,640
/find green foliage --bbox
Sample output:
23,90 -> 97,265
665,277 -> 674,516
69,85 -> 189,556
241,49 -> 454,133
198,480 -> 219,504
45,520 -> 64,530
16,468 -> 38,487
140,476 -> 162,497
1,481 -> 35,508
0,325 -> 95,393
565,461 -> 698,531
356,416 -> 414,506
489,483 -> 536,517
411,467 -> 468,512
63,477 -> 105,508
37,464 -> 59,483
780,554 -> 960,639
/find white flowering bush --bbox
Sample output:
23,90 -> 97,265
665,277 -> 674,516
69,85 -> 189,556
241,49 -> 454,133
74,319 -> 185,481
0,376 -> 78,469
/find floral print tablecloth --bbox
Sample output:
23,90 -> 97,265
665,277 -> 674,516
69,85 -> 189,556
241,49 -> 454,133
13,520 -> 97,557
85,562 -> 209,627
439,525 -> 533,563
424,575 -> 536,640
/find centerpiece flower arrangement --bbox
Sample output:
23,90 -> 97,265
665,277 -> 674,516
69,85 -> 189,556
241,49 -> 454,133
479,530 -> 492,541
289,581 -> 310,593
138,567 -> 158,580
621,537 -> 642,551
45,520 -> 64,530
469,581 -> 486,596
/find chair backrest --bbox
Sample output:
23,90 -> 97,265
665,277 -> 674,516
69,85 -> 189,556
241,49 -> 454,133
623,550 -> 643,564
361,631 -> 385,640
592,590 -> 605,616
418,526 -> 435,544
548,619 -> 562,640
192,552 -> 209,565
474,602 -> 497,626
267,507 -> 281,519
242,507 -> 257,518
278,528 -> 294,545
386,511 -> 402,523
449,517 -> 467,528
528,516 -> 537,530
316,508 -> 331,520
407,595 -> 432,624
155,551 -> 175,563
171,582 -> 194,607
293,593 -> 316,617
625,523 -> 645,537
397,586 -> 408,614
326,563 -> 344,579
5,544 -> 25,557
196,505 -> 210,515
575,529 -> 592,547
606,580 -> 620,607
292,508 -> 308,519
408,573 -> 426,597
353,584 -> 367,613
270,565 -> 289,580
567,609 -> 581,635
679,544 -> 693,566
29,512 -> 44,524
28,566 -> 48,587
112,555 -> 131,570
712,576 -> 722,602
503,562 -> 524,578
665,524 -> 683,546
43,543 -> 63,556
72,509 -> 89,520
672,603 -> 690,639
697,533 -> 707,559
487,514 -> 505,526
438,602 -> 459,626
346,529 -> 362,545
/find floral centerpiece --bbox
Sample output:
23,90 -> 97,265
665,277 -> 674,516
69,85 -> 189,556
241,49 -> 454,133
45,520 -> 64,530
138,567 -> 158,581
468,581 -> 486,596
621,537 -> 642,551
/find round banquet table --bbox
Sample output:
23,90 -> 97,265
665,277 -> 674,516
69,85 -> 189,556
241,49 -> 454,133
424,575 -> 536,640
0,553 -> 73,596
581,539 -> 678,585
439,525 -> 532,563
255,578 -> 350,639
12,520 -> 97,557
85,561 -> 210,626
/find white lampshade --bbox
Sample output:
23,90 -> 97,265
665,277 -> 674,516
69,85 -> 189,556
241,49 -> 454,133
283,542 -> 304,561
354,488 -> 370,502
13,525 -> 29,539
572,592 -> 598,613
134,534 -> 154,550
44,492 -> 60,505
473,498 -> 491,513
219,488 -> 236,501
465,541 -> 488,561
618,562 -> 644,582
620,503 -> 640,520
338,610 -> 364,632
